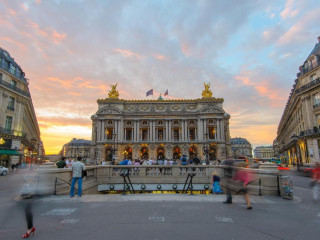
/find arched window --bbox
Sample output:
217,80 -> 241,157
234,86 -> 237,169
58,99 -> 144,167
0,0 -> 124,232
107,120 -> 113,125
173,120 -> 179,125
143,121 -> 148,125
127,121 -> 132,125
189,120 -> 195,124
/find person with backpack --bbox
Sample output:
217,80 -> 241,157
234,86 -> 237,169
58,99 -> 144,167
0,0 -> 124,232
181,155 -> 188,165
70,156 -> 86,197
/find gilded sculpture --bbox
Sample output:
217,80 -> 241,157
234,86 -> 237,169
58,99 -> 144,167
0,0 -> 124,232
202,83 -> 213,98
108,83 -> 119,98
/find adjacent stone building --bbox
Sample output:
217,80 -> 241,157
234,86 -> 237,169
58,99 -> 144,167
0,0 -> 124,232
60,138 -> 92,163
230,137 -> 253,159
91,84 -> 231,163
0,47 -> 43,167
275,37 -> 320,166
253,146 -> 275,159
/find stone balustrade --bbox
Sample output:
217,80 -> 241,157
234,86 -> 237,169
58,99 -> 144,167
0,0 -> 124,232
36,164 -> 284,196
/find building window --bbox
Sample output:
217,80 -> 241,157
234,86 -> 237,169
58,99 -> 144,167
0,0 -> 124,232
107,120 -> 113,125
157,129 -> 164,140
189,120 -> 195,124
188,128 -> 196,140
310,74 -> 317,82
9,63 -> 16,75
173,129 -> 179,140
313,93 -> 320,107
11,80 -> 17,88
105,128 -> 114,140
142,129 -> 148,140
208,127 -> 215,139
125,129 -> 133,140
7,97 -> 15,111
127,121 -> 132,125
157,120 -> 163,125
143,121 -> 148,125
5,116 -> 13,130
173,120 -> 179,125
0,73 -> 2,80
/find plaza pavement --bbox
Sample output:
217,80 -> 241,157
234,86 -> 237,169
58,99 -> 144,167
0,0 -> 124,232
1,191 -> 320,240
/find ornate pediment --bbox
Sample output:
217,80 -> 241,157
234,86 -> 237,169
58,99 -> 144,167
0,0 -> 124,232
199,106 -> 224,114
97,107 -> 122,115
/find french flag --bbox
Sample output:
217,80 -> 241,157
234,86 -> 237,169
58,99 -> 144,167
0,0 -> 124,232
146,89 -> 153,97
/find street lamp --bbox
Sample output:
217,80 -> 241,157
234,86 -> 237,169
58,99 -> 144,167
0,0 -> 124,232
30,138 -> 37,165
202,132 -> 209,164
112,131 -> 117,165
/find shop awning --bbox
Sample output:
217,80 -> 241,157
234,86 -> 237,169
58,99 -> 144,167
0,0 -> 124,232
0,149 -> 23,155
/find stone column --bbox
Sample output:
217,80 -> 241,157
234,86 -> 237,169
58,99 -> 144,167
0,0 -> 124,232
168,120 -> 172,141
97,120 -> 101,142
119,119 -> 123,142
136,120 -> 140,142
152,121 -> 156,142
133,121 -> 137,142
181,120 -> 185,141
197,119 -> 201,141
165,120 -> 169,142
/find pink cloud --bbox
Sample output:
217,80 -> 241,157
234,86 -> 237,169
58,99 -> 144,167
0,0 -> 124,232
27,20 -> 66,44
278,8 -> 320,45
280,0 -> 299,19
154,54 -> 166,60
48,77 -> 73,88
235,74 -> 286,107
52,30 -> 66,44
114,49 -> 142,59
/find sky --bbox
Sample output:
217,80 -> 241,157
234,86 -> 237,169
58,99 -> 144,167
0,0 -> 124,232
1,0 -> 320,154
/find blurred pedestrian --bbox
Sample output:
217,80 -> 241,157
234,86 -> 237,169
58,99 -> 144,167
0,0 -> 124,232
56,157 -> 66,168
20,171 -> 38,238
311,162 -> 320,202
70,156 -> 86,197
223,161 -> 233,204
234,168 -> 254,209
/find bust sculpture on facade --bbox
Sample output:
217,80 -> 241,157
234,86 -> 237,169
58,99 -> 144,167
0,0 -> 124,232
202,83 -> 213,98
108,83 -> 119,99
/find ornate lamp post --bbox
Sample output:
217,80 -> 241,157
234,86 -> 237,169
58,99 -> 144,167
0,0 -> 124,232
112,131 -> 117,165
202,132 -> 209,164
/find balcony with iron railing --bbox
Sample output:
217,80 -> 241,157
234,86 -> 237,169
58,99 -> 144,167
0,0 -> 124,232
0,60 -> 28,82
0,78 -> 30,97
297,60 -> 320,78
0,127 -> 26,138
295,77 -> 320,95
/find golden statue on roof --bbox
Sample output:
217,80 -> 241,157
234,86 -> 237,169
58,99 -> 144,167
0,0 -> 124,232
108,83 -> 119,99
202,83 -> 213,98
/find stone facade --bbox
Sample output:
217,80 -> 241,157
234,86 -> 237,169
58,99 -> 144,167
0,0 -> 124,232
91,85 -> 231,163
275,37 -> 320,166
60,138 -> 91,163
253,146 -> 275,159
230,137 -> 253,158
0,47 -> 43,167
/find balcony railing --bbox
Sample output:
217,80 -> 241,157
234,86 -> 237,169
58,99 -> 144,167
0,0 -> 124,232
0,127 -> 26,138
295,77 -> 320,94
0,61 -> 28,82
297,60 -> 320,78
0,79 -> 30,97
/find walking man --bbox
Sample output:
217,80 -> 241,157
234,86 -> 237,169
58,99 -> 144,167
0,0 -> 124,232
70,156 -> 86,197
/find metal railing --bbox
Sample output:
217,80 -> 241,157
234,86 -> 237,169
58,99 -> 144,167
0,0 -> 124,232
0,79 -> 30,97
297,60 -> 320,78
0,127 -> 26,137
